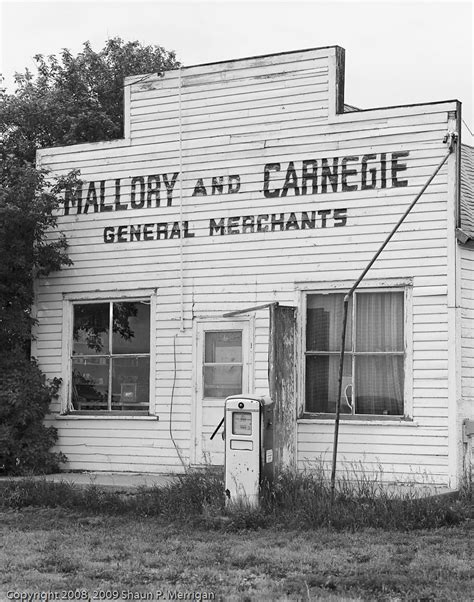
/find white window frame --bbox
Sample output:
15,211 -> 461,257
297,279 -> 413,421
61,289 -> 157,416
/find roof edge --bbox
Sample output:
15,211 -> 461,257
125,45 -> 345,82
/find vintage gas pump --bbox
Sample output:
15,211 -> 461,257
221,394 -> 274,506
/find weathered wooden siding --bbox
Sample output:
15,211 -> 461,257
127,49 -> 330,145
460,244 -> 474,472
34,48 -> 458,482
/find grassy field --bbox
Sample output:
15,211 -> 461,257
1,507 -> 472,602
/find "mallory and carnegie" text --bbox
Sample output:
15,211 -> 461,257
63,151 -> 409,216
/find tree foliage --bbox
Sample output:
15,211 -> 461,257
0,153 -> 77,474
1,37 -> 179,163
0,160 -> 76,351
0,356 -> 66,475
0,37 -> 180,474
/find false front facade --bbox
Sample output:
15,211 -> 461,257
35,46 -> 473,487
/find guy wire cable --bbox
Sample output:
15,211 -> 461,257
462,118 -> 473,137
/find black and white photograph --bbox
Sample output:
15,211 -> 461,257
1,0 -> 473,599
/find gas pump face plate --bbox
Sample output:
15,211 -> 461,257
232,412 -> 252,435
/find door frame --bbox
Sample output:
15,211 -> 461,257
191,316 -> 254,465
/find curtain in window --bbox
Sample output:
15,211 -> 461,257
356,292 -> 403,352
355,292 -> 404,415
305,291 -> 404,415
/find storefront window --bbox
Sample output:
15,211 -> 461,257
71,301 -> 150,412
305,291 -> 404,416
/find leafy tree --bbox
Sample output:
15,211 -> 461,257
0,38 -> 180,474
1,37 -> 179,163
0,157 -> 77,474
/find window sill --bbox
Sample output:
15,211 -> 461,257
299,414 -> 417,426
55,413 -> 159,420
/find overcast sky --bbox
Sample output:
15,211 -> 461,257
1,0 -> 473,143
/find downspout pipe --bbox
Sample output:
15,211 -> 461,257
178,66 -> 185,332
329,135 -> 457,506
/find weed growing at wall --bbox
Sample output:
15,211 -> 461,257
1,465 -> 472,531
265,467 -> 472,530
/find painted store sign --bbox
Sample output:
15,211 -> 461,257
63,151 -> 410,243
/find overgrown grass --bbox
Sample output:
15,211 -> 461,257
0,469 -> 225,521
2,509 -> 472,601
1,464 -> 472,532
264,465 -> 473,531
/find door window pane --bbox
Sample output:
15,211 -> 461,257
205,331 -> 242,363
203,330 -> 243,398
204,365 -> 243,398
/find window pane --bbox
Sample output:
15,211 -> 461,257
356,292 -> 404,352
72,357 -> 109,410
306,294 -> 352,352
204,365 -> 242,398
205,331 -> 242,363
73,303 -> 109,355
111,356 -> 150,410
355,355 -> 404,415
112,302 -> 150,354
305,355 -> 352,413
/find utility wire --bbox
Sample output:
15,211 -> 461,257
462,118 -> 473,137
169,333 -> 187,470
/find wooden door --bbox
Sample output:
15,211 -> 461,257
194,320 -> 250,465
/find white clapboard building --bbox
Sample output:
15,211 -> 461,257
35,46 -> 474,488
